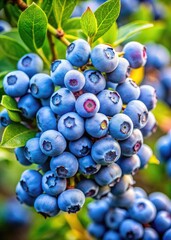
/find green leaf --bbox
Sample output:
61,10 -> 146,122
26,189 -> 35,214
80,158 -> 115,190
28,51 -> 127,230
1,95 -> 21,112
81,7 -> 97,38
0,35 -> 28,61
63,17 -> 81,31
18,3 -> 48,51
93,0 -> 120,42
7,110 -> 21,122
100,22 -> 118,44
114,21 -> 154,46
0,148 -> 16,162
0,71 -> 8,88
0,123 -> 36,148
0,0 -> 5,10
41,0 -> 54,18
53,0 -> 77,28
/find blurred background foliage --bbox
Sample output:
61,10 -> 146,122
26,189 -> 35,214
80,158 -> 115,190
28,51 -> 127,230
0,0 -> 171,240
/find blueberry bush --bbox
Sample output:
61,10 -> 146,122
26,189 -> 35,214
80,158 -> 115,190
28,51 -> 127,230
0,0 -> 171,239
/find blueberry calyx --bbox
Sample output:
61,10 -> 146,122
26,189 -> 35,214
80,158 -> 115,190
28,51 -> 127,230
64,116 -> 76,128
7,75 -> 17,85
67,43 -> 75,54
20,180 -> 29,192
69,79 -> 78,86
68,204 -> 80,213
80,146 -> 90,156
104,47 -> 115,60
52,93 -> 62,106
109,91 -> 120,104
30,83 -> 39,94
51,60 -> 61,72
139,112 -> 148,124
56,166 -> 68,177
100,120 -> 108,130
120,121 -> 131,134
89,72 -> 100,84
46,174 -> 57,188
85,166 -> 97,174
83,99 -> 96,112
105,150 -> 117,162
22,56 -> 32,67
133,141 -> 142,152
43,140 -> 52,151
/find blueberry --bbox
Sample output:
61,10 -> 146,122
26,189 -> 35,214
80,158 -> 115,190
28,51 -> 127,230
58,112 -> 84,140
58,189 -> 85,213
94,185 -> 111,200
24,137 -> 48,164
4,197 -> 31,226
166,158 -> 171,177
88,222 -> 106,238
119,219 -> 143,239
123,41 -> 147,68
0,109 -> 12,127
116,78 -> 140,104
78,155 -> 101,175
17,53 -> 43,78
163,229 -> 171,240
76,179 -> 99,198
64,69 -> 85,92
138,85 -> 157,110
155,135 -> 171,162
103,230 -> 121,240
97,90 -> 122,117
111,175 -> 134,196
69,136 -> 92,157
20,169 -> 42,197
109,113 -> 133,140
111,187 -> 135,209
124,100 -> 149,129
94,163 -> 122,187
15,147 -> 32,166
34,194 -> 60,218
134,187 -> 148,199
119,129 -> 143,157
18,93 -> 41,119
91,44 -> 118,73
117,154 -> 140,175
66,39 -> 91,67
106,81 -> 118,90
42,170 -> 66,196
50,88 -> 76,116
85,113 -> 109,138
143,227 -> 159,240
39,130 -> 66,156
16,182 -> 35,206
50,152 -> 78,178
83,69 -> 106,94
75,92 -> 100,118
107,57 -> 130,84
149,192 -> 171,212
91,136 -> 121,165
119,0 -> 139,18
129,198 -> 156,224
88,199 -> 110,223
141,112 -> 157,138
50,59 -> 73,86
36,106 -> 57,132
30,73 -> 54,99
3,70 -> 29,97
153,211 -> 171,233
105,207 -> 127,230
137,144 -> 153,168
0,20 -> 11,33
146,43 -> 170,70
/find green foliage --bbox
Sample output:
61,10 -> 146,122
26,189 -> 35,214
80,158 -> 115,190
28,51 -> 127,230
0,35 -> 28,62
53,0 -> 77,28
41,0 -> 54,18
114,21 -> 154,46
94,0 -> 120,42
18,3 -> 48,51
0,123 -> 36,148
81,7 -> 97,39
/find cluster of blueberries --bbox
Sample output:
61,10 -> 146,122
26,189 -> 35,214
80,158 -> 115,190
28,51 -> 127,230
142,43 -> 171,107
88,187 -> 171,240
156,131 -> 171,177
1,38 -> 157,217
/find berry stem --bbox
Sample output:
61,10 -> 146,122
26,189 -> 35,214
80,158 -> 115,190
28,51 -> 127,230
13,0 -> 27,10
36,48 -> 51,67
64,213 -> 93,240
47,31 -> 58,61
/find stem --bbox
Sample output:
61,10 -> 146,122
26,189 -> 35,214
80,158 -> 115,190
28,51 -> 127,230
64,213 -> 93,240
47,31 -> 58,61
65,34 -> 78,41
13,0 -> 27,10
36,48 -> 50,68
117,51 -> 125,57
